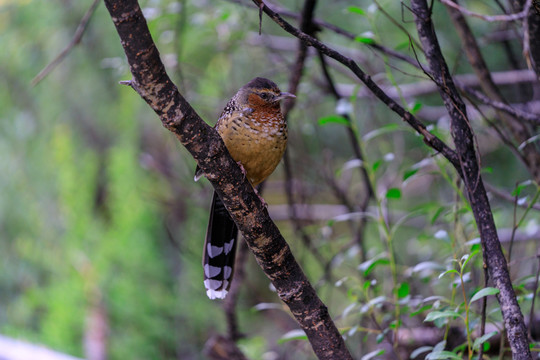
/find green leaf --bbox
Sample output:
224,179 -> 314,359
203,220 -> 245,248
426,350 -> 462,359
438,269 -> 459,279
348,6 -> 366,15
424,310 -> 461,322
472,331 -> 498,350
410,346 -> 433,359
358,254 -> 390,276
511,180 -> 533,196
397,282 -> 410,298
361,349 -> 385,360
469,287 -> 499,303
386,188 -> 401,199
354,36 -> 375,44
372,160 -> 382,172
430,206 -> 445,224
410,101 -> 423,114
461,250 -> 479,271
410,304 -> 433,317
403,168 -> 419,181
278,329 -> 307,344
318,115 -> 349,126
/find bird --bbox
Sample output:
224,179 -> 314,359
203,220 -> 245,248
195,77 -> 295,300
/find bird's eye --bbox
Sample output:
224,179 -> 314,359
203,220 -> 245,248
259,92 -> 271,101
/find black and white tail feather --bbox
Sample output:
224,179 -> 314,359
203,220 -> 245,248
202,191 -> 238,299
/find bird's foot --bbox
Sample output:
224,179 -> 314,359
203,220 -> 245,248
254,187 -> 268,208
236,161 -> 247,180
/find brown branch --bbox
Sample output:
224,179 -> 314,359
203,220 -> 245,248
103,1 -> 352,359
32,0 -> 100,86
410,0 -> 532,358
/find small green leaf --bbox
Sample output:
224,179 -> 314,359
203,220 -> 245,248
386,188 -> 401,199
410,346 -> 433,359
410,304 -> 433,317
438,269 -> 459,279
359,254 -> 390,276
472,331 -> 498,350
355,36 -> 375,44
470,287 -> 499,303
372,160 -> 382,172
461,250 -> 479,271
318,115 -> 348,126
426,350 -> 462,360
410,101 -> 423,114
424,310 -> 461,322
511,180 -> 533,196
430,206 -> 445,224
397,282 -> 410,298
278,329 -> 307,343
348,6 -> 366,15
361,349 -> 385,360
403,168 -> 419,181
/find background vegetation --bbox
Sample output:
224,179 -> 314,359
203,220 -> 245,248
1,0 -> 539,359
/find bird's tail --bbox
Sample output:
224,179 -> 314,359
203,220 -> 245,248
202,191 -> 238,299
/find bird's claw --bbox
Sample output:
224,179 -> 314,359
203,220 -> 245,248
236,161 -> 247,180
254,187 -> 268,208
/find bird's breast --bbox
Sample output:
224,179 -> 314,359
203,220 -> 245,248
218,111 -> 287,185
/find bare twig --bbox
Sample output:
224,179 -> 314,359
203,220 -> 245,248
458,84 -> 540,125
486,183 -> 540,210
32,0 -> 100,86
440,0 -> 532,22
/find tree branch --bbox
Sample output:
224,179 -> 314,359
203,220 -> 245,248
103,1 -> 352,359
410,1 -> 532,358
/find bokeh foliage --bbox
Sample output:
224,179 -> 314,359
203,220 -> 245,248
1,0 -> 539,359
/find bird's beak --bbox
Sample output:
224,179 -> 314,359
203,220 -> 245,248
278,92 -> 296,100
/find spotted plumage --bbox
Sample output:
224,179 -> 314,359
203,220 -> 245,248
195,77 -> 294,299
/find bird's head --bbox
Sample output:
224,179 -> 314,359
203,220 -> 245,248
238,77 -> 295,109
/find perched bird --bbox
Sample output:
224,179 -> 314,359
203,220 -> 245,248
195,77 -> 295,299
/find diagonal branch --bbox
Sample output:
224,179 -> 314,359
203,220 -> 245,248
410,0 -> 532,358
103,1 -> 352,359
32,0 -> 101,86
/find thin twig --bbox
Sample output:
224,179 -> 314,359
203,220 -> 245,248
440,0 -> 532,22
485,182 -> 540,211
458,84 -> 540,124
32,0 -> 101,86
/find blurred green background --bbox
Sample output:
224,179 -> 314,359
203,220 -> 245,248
1,0 -> 539,359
